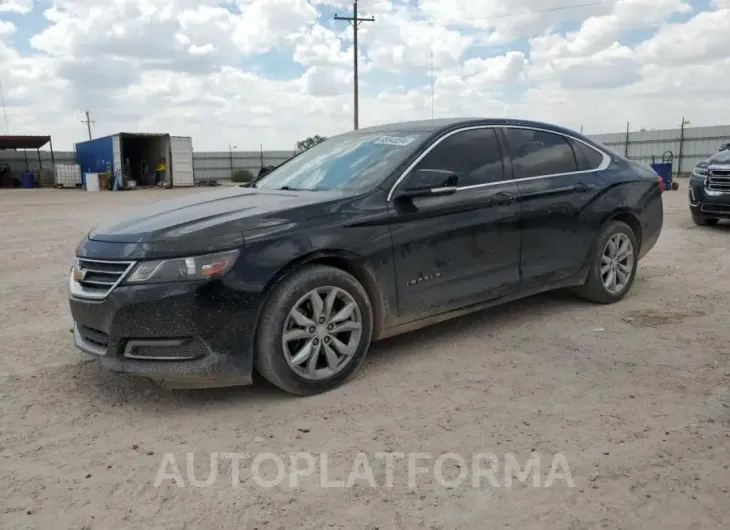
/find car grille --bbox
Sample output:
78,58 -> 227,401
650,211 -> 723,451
70,258 -> 135,299
707,166 -> 730,193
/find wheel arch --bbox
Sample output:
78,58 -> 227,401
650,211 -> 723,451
259,250 -> 387,340
603,209 -> 643,252
577,209 -> 643,278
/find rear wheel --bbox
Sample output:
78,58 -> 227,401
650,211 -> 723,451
255,264 -> 373,395
692,214 -> 719,226
573,220 -> 638,304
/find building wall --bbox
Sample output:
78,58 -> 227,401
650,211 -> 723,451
588,124 -> 730,175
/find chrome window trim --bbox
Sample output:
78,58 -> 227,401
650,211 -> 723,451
386,124 -> 612,201
68,257 -> 136,300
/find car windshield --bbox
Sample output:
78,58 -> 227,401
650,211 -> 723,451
253,131 -> 427,192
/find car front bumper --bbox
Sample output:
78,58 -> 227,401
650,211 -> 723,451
69,278 -> 263,389
688,179 -> 730,219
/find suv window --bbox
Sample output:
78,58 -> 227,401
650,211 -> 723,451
503,128 -> 578,178
413,128 -> 505,187
569,138 -> 604,171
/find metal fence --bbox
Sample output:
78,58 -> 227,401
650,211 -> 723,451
0,149 -> 296,182
193,150 -> 295,181
0,150 -> 74,174
4,125 -> 730,182
588,124 -> 730,176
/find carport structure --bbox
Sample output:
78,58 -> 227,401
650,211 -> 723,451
0,135 -> 55,188
0,135 -> 55,169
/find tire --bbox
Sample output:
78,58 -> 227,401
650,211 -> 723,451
692,214 -> 719,226
671,182 -> 679,191
573,220 -> 639,304
254,264 -> 374,395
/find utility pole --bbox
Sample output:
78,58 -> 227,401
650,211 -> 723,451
678,117 -> 690,176
0,79 -> 9,134
229,143 -> 237,178
81,111 -> 94,140
334,1 -> 374,130
430,47 -> 434,119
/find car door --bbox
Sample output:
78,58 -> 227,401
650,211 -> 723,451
500,126 -> 608,290
386,127 -> 522,324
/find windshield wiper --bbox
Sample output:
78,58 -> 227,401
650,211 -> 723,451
278,186 -> 313,191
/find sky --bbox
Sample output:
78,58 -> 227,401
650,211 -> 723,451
0,0 -> 729,151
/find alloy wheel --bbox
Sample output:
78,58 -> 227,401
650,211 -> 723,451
282,286 -> 363,380
601,233 -> 634,294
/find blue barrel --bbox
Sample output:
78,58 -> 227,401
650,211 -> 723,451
19,172 -> 35,189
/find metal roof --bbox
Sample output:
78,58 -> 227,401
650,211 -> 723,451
0,135 -> 51,150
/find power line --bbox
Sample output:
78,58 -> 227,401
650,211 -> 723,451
334,1 -> 374,130
419,0 -> 618,25
81,110 -> 94,140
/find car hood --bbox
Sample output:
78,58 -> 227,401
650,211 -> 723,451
88,186 -> 348,246
707,150 -> 730,166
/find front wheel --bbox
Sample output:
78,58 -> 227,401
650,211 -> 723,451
573,220 -> 638,304
255,264 -> 374,395
692,214 -> 719,226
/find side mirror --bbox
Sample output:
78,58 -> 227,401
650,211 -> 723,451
397,169 -> 459,199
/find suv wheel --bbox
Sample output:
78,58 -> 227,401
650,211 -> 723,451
574,220 -> 638,304
692,214 -> 719,226
255,264 -> 373,395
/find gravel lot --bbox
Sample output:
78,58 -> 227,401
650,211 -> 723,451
1,187 -> 729,530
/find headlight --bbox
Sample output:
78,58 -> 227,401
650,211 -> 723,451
692,164 -> 708,177
124,249 -> 240,284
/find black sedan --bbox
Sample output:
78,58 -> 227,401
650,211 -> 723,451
68,118 -> 664,395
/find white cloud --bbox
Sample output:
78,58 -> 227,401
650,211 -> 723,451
0,0 -> 730,150
0,18 -> 16,37
0,0 -> 32,14
463,51 -> 528,87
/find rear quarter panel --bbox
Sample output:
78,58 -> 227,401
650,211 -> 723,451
587,161 -> 663,260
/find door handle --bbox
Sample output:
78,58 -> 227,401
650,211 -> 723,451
488,192 -> 516,205
573,182 -> 595,192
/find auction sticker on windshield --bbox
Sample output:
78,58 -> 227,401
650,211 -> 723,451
372,135 -> 417,147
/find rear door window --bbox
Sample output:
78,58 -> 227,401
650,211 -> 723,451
503,128 -> 579,178
569,138 -> 605,171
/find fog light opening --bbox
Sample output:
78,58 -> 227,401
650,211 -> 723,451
123,338 -> 202,361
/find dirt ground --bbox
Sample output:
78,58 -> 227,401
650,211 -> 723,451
0,187 -> 728,530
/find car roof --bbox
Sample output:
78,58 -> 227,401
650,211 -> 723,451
350,118 -> 582,137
